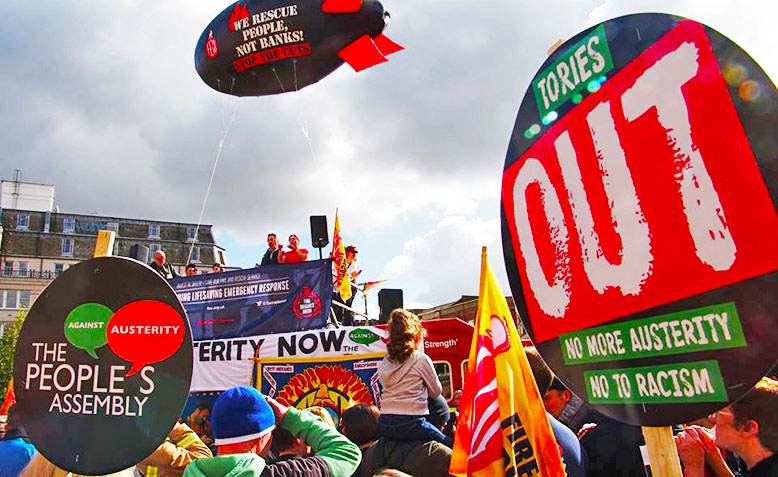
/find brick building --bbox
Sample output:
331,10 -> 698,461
411,294 -> 528,338
0,180 -> 227,333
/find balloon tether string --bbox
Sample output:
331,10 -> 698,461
187,78 -> 239,264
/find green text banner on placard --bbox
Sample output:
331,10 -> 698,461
584,360 -> 728,404
560,302 -> 746,365
533,24 -> 614,117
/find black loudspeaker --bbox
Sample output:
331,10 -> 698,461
129,244 -> 150,264
310,215 -> 329,248
378,289 -> 404,324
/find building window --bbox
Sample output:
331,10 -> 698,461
18,262 -> 27,277
62,237 -> 75,256
217,250 -> 226,265
149,224 -> 161,238
190,246 -> 201,263
16,214 -> 29,229
106,222 -> 119,234
54,263 -> 64,276
460,359 -> 469,390
3,262 -> 13,277
187,227 -> 196,241
19,290 -> 30,308
64,216 -> 76,233
149,243 -> 162,258
6,291 -> 17,309
433,361 -> 453,401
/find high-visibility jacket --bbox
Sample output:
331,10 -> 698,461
138,422 -> 213,477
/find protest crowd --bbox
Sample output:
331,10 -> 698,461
1,2 -> 776,475
1,221 -> 776,477
2,303 -> 777,476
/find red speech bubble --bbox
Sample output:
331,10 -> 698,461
106,300 -> 185,376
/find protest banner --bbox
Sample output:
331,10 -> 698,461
255,353 -> 384,423
13,256 -> 192,475
191,325 -> 387,392
172,259 -> 333,340
501,12 -> 778,431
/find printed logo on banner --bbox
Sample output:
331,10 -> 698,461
25,302 -> 186,416
276,365 -> 372,422
503,20 -> 778,344
205,31 -> 219,60
265,365 -> 294,373
426,339 -> 458,350
292,286 -> 322,318
349,329 -> 380,345
353,360 -> 379,370
228,3 -> 250,32
263,368 -> 278,397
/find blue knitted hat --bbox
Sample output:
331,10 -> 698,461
212,386 -> 276,445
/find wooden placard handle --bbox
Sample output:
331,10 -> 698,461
93,230 -> 116,258
642,426 -> 682,477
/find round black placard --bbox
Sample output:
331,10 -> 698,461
501,13 -> 778,426
13,256 -> 193,474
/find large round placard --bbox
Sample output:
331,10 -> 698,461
501,13 -> 778,426
13,257 -> 193,474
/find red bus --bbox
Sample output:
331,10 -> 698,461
421,318 -> 473,406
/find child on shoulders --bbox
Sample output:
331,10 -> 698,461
376,309 -> 453,448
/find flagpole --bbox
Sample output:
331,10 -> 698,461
478,246 -> 488,307
472,246 -> 488,360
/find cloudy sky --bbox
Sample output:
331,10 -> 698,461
1,0 -> 775,314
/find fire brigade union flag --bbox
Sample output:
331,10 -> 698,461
450,248 -> 566,477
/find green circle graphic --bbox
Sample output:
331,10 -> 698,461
64,303 -> 114,358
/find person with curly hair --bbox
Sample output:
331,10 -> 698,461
375,309 -> 452,448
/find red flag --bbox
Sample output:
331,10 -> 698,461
362,279 -> 387,293
0,378 -> 16,415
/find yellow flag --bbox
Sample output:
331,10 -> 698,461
331,212 -> 351,302
451,247 -> 566,476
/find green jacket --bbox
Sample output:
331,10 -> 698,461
183,407 -> 361,477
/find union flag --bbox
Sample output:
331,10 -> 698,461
450,248 -> 566,477
0,378 -> 16,415
331,211 -> 351,302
